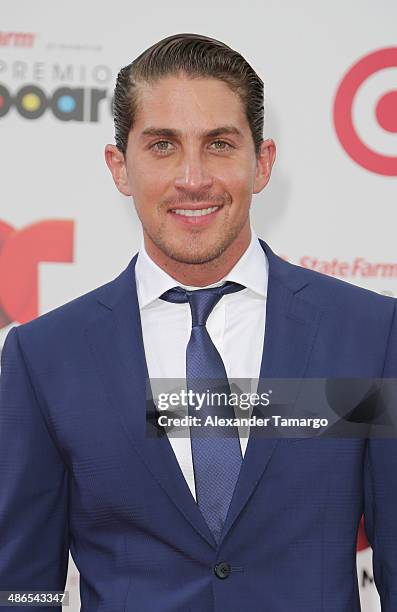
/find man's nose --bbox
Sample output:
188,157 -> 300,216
174,151 -> 213,191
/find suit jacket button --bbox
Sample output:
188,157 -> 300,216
214,561 -> 231,579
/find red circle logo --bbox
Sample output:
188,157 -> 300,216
333,47 -> 397,176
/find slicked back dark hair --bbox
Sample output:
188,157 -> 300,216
113,33 -> 264,157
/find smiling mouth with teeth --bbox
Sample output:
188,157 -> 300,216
171,206 -> 220,217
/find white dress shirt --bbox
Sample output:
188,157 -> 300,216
135,228 -> 268,500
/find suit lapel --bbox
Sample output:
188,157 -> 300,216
85,256 -> 217,550
219,240 -> 323,544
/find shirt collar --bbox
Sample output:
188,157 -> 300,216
135,227 -> 268,309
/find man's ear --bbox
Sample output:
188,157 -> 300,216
104,144 -> 132,196
253,138 -> 276,194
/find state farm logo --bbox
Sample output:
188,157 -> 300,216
0,32 -> 36,47
0,219 -> 74,327
283,255 -> 397,280
333,47 -> 397,176
300,256 -> 397,279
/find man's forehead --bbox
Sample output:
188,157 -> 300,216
134,73 -> 245,114
131,74 -> 249,139
134,77 -> 249,138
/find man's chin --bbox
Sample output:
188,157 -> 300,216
166,250 -> 224,266
161,240 -> 229,266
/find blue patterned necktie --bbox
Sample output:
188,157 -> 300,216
160,281 -> 245,543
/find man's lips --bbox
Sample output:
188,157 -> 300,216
168,203 -> 224,211
167,204 -> 224,225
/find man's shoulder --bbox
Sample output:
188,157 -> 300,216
15,264 -> 130,347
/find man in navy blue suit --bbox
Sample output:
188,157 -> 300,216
1,33 -> 396,611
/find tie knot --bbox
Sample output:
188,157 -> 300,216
160,281 -> 245,327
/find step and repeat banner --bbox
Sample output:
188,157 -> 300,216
1,1 -> 396,610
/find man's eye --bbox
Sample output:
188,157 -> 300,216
152,141 -> 173,153
210,140 -> 232,151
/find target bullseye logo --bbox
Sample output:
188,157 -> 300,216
333,47 -> 397,176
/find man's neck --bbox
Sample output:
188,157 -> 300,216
143,226 -> 252,287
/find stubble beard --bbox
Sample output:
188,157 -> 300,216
143,211 -> 248,266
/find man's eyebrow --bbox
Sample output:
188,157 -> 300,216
140,126 -> 244,139
141,127 -> 180,139
206,126 -> 243,138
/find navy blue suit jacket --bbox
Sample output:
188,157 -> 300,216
1,239 -> 396,611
